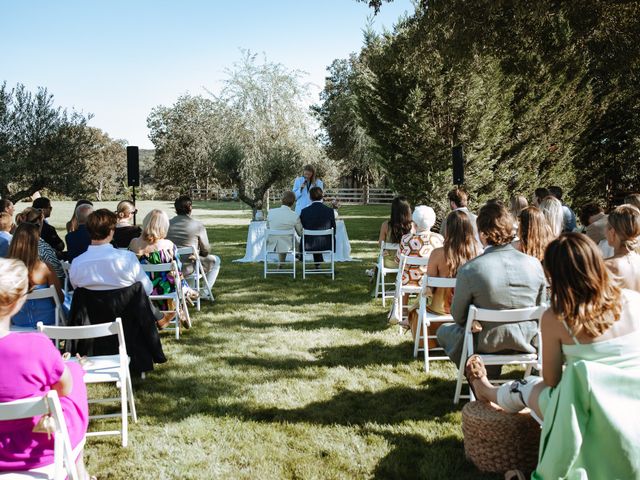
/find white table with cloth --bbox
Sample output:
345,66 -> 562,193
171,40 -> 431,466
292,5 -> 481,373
233,219 -> 357,262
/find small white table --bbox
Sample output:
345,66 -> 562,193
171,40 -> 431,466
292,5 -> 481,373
234,219 -> 357,263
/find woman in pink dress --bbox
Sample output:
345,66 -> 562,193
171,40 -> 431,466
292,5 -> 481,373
0,258 -> 91,478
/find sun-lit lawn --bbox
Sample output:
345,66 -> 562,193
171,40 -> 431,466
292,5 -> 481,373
45,201 -> 497,480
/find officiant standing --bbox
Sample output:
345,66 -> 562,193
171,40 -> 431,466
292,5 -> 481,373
293,164 -> 324,215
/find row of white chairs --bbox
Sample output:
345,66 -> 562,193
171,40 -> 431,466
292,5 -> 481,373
263,228 -> 335,280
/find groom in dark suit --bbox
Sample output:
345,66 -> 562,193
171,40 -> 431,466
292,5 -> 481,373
300,187 -> 336,265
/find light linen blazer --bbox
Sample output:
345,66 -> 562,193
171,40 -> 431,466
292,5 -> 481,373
450,243 -> 547,354
266,205 -> 302,253
293,177 -> 324,215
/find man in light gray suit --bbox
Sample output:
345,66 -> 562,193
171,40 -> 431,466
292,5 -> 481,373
167,195 -> 220,287
437,203 -> 546,374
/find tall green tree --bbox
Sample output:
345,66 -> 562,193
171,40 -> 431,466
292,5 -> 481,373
81,127 -> 127,201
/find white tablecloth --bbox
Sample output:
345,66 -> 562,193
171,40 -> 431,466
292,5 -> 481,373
233,220 -> 357,262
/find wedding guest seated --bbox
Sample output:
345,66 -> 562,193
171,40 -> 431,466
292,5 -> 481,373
539,195 -> 564,237
65,199 -> 93,233
0,198 -> 16,234
0,258 -> 91,478
604,204 -> 640,292
32,197 -> 65,256
513,206 -> 554,262
69,209 -> 168,372
436,203 -> 546,373
548,185 -> 577,232
300,187 -> 337,265
0,212 -> 12,257
112,200 -> 141,249
167,195 -> 220,287
16,207 -> 65,282
408,210 -> 481,343
377,196 -> 414,268
9,223 -> 65,328
579,203 -> 608,244
65,203 -> 93,262
397,205 -> 443,287
465,233 -> 640,479
439,187 -> 478,241
266,191 -> 302,262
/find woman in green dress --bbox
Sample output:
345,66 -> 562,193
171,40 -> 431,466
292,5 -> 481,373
465,233 -> 640,479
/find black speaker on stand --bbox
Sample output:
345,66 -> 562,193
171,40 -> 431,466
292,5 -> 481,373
452,145 -> 465,185
127,146 -> 139,225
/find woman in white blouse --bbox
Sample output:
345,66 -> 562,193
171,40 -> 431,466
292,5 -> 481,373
292,164 -> 324,215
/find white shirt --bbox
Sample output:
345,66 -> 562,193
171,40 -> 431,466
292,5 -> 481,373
293,176 -> 324,215
69,243 -> 153,295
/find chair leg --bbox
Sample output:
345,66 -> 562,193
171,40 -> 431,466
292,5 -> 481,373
453,336 -> 469,404
423,322 -> 430,373
120,379 -> 129,447
380,272 -> 386,307
126,372 -> 138,423
413,317 -> 421,358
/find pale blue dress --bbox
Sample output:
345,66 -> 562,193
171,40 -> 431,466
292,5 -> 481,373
293,177 -> 324,215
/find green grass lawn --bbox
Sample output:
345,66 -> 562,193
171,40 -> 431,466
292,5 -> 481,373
45,201 -> 498,480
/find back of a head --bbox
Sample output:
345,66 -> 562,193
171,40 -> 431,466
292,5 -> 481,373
32,197 -> 51,210
510,195 -> 528,219
579,203 -> 604,227
8,222 -> 40,271
0,199 -> 12,213
548,186 -> 563,201
477,203 -> 515,246
87,209 -> 117,241
544,233 -> 621,337
539,196 -> 563,237
534,187 -> 550,204
309,187 -> 324,202
0,212 -> 12,232
607,204 -> 640,253
75,204 -> 94,225
389,196 -> 412,242
116,200 -> 136,219
448,188 -> 468,208
281,191 -> 296,208
444,210 -> 479,275
0,258 -> 29,318
518,206 -> 552,261
412,205 -> 436,232
624,193 -> 640,211
175,195 -> 192,215
16,207 -> 44,227
74,199 -> 93,208
142,209 -> 170,243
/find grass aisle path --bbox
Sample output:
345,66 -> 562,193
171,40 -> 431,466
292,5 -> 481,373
48,202 -> 496,480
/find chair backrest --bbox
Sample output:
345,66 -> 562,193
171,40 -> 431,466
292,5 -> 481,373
302,228 -> 334,236
380,242 -> 399,253
467,305 -> 546,325
176,246 -> 197,257
38,317 -> 124,341
141,260 -> 178,274
424,276 -> 457,289
398,253 -> 430,269
25,285 -> 63,327
0,391 -> 79,480
266,228 -> 297,237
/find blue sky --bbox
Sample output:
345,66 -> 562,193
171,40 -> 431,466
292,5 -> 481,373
2,0 -> 414,148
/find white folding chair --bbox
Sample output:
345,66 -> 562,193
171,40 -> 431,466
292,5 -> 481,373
391,254 -> 431,326
373,242 -> 399,306
176,246 -> 214,311
10,286 -> 65,336
453,305 -> 546,404
0,391 -> 83,480
413,276 -> 456,372
263,229 -> 296,279
37,318 -> 137,448
302,228 -> 335,280
142,261 -> 190,339
61,261 -> 71,297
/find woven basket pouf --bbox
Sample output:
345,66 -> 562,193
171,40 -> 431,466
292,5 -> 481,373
462,401 -> 541,474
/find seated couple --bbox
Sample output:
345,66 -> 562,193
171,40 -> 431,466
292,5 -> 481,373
266,188 -> 336,264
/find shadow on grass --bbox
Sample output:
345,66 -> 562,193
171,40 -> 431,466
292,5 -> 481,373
209,311 -> 387,332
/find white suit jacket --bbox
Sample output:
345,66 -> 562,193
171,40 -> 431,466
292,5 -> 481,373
266,205 -> 302,253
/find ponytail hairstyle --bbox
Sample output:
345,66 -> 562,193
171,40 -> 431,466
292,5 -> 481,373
607,204 -> 640,254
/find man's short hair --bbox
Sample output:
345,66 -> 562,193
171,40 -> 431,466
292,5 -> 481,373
534,187 -> 550,203
448,188 -> 468,208
548,186 -> 563,201
309,187 -> 324,202
75,204 -> 94,225
0,212 -> 12,232
477,203 -> 515,246
579,203 -> 604,226
32,197 -> 51,210
86,209 -> 117,241
174,195 -> 192,215
281,191 -> 296,207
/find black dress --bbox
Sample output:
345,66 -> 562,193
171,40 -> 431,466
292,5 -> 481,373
112,225 -> 142,249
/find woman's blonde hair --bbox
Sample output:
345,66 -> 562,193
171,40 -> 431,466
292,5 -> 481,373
607,204 -> 640,253
443,210 -> 480,276
116,200 -> 136,220
0,258 -> 29,317
509,195 -> 528,220
518,206 -> 554,261
142,209 -> 169,243
544,233 -> 621,338
15,207 -> 44,227
539,196 -> 564,237
8,223 -> 40,272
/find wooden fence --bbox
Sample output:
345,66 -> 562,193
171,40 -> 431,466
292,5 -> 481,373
190,186 -> 395,205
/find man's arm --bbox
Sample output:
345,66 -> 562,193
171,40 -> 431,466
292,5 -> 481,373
294,216 -> 303,236
197,224 -> 211,256
450,269 -> 473,326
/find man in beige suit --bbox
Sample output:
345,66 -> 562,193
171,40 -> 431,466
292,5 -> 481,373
167,195 -> 220,286
266,191 -> 302,262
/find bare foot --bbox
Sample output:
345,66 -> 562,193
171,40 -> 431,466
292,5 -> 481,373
464,355 -> 493,402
